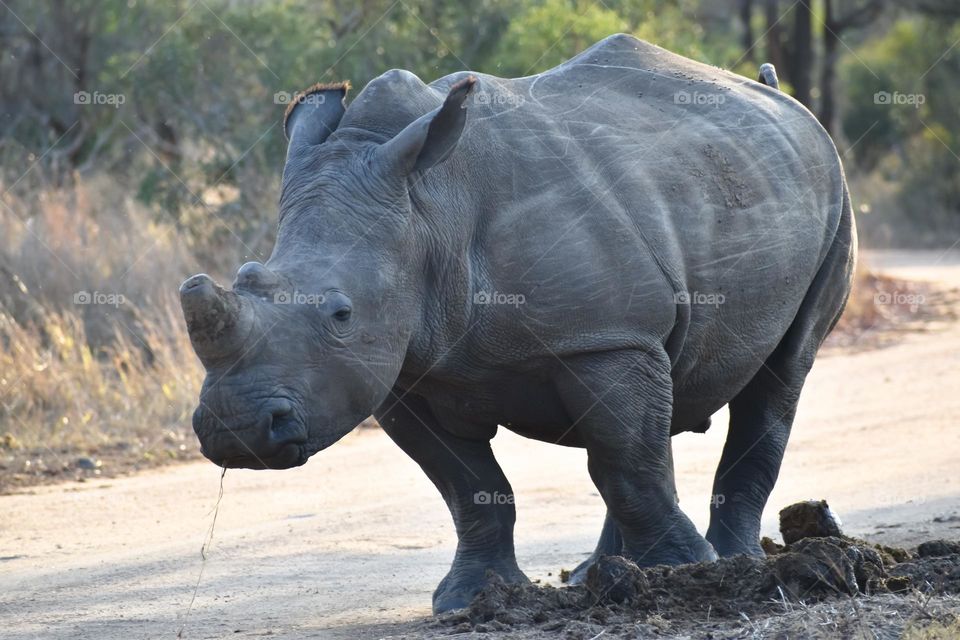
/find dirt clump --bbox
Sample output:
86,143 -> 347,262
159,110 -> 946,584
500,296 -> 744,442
917,540 -> 960,558
779,499 -> 844,543
892,551 -> 960,595
432,537 -> 960,638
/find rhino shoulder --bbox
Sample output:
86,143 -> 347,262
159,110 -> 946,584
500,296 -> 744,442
367,68 -> 426,93
560,33 -> 682,72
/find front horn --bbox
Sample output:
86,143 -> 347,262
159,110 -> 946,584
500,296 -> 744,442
179,274 -> 254,365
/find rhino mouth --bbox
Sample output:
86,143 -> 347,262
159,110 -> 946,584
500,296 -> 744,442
199,401 -> 310,469
209,442 -> 307,470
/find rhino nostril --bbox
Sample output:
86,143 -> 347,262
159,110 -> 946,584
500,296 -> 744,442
265,398 -> 293,421
265,400 -> 306,448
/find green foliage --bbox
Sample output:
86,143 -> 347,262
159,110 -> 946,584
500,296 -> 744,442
1,0 -> 958,251
491,0 -> 627,75
842,16 -> 960,237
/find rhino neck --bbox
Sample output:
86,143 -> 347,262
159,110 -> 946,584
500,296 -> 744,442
400,163 -> 485,381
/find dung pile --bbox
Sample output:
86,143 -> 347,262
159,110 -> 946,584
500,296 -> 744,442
434,500 -> 960,638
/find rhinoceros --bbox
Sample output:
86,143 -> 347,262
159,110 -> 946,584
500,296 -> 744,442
180,34 -> 856,613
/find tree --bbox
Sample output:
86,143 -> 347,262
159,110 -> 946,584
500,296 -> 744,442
764,0 -> 788,88
820,1 -> 886,134
491,0 -> 626,76
740,0 -> 755,61
789,0 -> 814,108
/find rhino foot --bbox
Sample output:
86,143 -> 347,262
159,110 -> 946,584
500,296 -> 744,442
432,560 -> 529,614
571,535 -> 717,587
568,554 -> 599,586
706,526 -> 766,558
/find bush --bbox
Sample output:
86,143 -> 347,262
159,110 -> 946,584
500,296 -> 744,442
0,178 -> 202,468
842,17 -> 960,246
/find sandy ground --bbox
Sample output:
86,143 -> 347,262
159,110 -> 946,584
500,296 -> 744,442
2,249 -> 960,639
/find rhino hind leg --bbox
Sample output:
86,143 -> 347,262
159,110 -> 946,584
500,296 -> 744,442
569,444 -> 680,584
707,185 -> 855,557
705,358 -> 800,557
375,393 -> 528,614
556,347 -> 717,569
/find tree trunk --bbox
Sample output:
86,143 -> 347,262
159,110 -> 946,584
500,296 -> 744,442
764,0 -> 787,77
820,0 -> 839,134
740,0 -> 755,61
790,0 -> 813,108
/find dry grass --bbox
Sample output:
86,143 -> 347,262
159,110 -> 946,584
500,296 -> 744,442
835,258 -> 883,334
0,304 -> 199,451
903,616 -> 960,639
826,256 -> 957,351
0,178 -> 205,490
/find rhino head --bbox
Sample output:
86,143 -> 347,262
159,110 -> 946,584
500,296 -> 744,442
181,76 -> 476,469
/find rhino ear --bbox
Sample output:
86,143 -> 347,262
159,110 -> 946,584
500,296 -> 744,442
378,75 -> 476,175
283,81 -> 350,159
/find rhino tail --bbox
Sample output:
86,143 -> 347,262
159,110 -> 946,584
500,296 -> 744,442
758,63 -> 779,90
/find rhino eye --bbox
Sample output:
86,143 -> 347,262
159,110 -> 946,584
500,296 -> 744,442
333,306 -> 352,322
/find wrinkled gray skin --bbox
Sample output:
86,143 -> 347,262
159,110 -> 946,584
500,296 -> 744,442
181,34 -> 856,614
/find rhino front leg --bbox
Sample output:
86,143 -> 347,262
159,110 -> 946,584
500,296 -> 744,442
375,392 -> 528,614
557,348 -> 717,568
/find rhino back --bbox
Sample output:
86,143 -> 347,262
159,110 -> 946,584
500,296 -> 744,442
345,35 -> 845,414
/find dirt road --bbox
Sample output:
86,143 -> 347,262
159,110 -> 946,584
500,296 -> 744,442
2,250 -> 959,639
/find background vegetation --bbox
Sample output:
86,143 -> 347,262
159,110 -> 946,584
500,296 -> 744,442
0,0 -> 958,485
